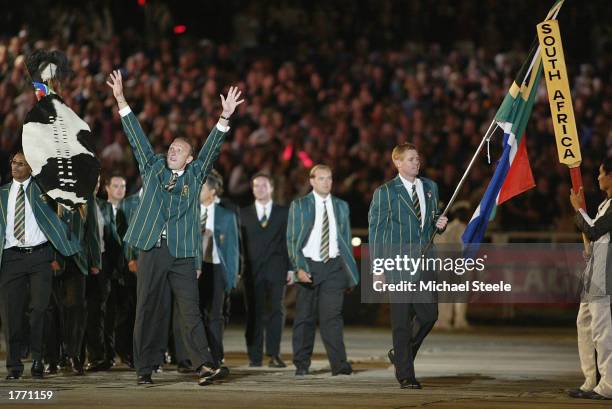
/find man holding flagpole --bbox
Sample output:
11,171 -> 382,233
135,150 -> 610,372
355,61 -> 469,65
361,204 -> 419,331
369,143 -> 447,389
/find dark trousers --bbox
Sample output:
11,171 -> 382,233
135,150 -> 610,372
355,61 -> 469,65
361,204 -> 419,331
134,240 -> 213,376
113,271 -> 136,363
292,258 -> 350,373
85,262 -> 112,363
43,275 -> 64,364
199,262 -> 227,365
174,262 -> 226,366
61,260 -> 87,358
244,276 -> 286,363
0,244 -> 53,372
389,302 -> 438,381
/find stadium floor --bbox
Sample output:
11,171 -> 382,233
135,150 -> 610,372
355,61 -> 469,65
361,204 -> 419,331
1,326 -> 606,408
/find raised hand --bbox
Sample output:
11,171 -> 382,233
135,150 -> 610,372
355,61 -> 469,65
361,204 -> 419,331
220,86 -> 245,118
569,187 -> 584,211
106,70 -> 128,109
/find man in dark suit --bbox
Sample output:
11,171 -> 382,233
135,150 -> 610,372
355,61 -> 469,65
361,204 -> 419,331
107,70 -> 243,386
86,173 -> 128,371
287,164 -> 360,376
174,171 -> 239,376
368,143 -> 447,389
241,172 -> 291,368
0,151 -> 80,380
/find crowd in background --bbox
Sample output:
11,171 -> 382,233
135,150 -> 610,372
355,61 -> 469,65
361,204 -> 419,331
0,0 -> 610,231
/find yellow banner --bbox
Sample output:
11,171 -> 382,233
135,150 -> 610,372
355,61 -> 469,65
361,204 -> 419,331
536,20 -> 582,167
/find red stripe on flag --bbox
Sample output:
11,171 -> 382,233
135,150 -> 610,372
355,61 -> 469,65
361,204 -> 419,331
498,134 -> 536,205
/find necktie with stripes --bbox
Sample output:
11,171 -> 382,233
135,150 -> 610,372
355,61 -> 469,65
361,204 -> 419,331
165,172 -> 178,192
201,207 -> 208,232
320,200 -> 330,263
260,211 -> 268,228
14,183 -> 25,243
412,184 -> 422,229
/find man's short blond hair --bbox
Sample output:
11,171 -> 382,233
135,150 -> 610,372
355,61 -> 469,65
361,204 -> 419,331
309,164 -> 332,178
392,143 -> 418,161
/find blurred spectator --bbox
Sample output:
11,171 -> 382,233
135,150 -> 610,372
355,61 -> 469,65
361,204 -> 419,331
0,0 -> 609,232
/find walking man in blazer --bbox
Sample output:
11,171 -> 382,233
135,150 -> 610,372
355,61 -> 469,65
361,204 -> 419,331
287,164 -> 359,376
368,143 -> 447,389
107,70 -> 243,386
174,171 -> 239,375
241,173 -> 292,368
0,151 -> 80,379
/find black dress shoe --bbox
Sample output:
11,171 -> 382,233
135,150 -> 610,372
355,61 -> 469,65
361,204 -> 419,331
268,355 -> 287,368
400,378 -> 422,389
388,349 -> 395,364
198,366 -> 221,386
295,367 -> 309,376
332,364 -> 353,376
249,361 -> 262,367
217,366 -> 230,379
86,360 -> 113,372
69,357 -> 85,376
5,370 -> 22,380
583,390 -> 611,400
137,374 -> 153,385
46,363 -> 59,374
568,388 -> 590,398
31,360 -> 44,378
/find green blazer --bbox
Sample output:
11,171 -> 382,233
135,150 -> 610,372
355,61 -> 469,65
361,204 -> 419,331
120,111 -> 227,259
119,193 -> 140,261
0,180 -> 80,266
56,195 -> 102,275
287,192 -> 359,287
368,176 -> 442,282
196,203 -> 240,292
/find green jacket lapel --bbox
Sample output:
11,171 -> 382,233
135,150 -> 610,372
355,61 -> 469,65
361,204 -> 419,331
0,184 -> 9,233
421,179 -> 435,229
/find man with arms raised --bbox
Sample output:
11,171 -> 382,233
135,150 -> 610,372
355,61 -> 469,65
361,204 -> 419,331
107,70 -> 243,386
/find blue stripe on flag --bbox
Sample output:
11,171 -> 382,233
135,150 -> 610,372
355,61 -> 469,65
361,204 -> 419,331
462,131 -> 513,252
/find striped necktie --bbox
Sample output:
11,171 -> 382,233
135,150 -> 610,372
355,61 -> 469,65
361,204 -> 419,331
165,172 -> 178,192
14,184 -> 25,243
260,211 -> 268,228
320,200 -> 330,263
201,207 -> 208,232
412,184 -> 422,229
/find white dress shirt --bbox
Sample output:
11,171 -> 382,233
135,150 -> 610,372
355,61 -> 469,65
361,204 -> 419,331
200,202 -> 220,264
302,191 -> 339,261
4,177 -> 47,249
255,200 -> 273,221
399,174 -> 426,229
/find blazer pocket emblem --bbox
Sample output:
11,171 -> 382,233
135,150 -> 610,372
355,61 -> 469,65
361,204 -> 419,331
181,186 -> 189,196
219,234 -> 225,244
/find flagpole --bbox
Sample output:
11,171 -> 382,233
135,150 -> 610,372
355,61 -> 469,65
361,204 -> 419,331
420,118 -> 497,256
